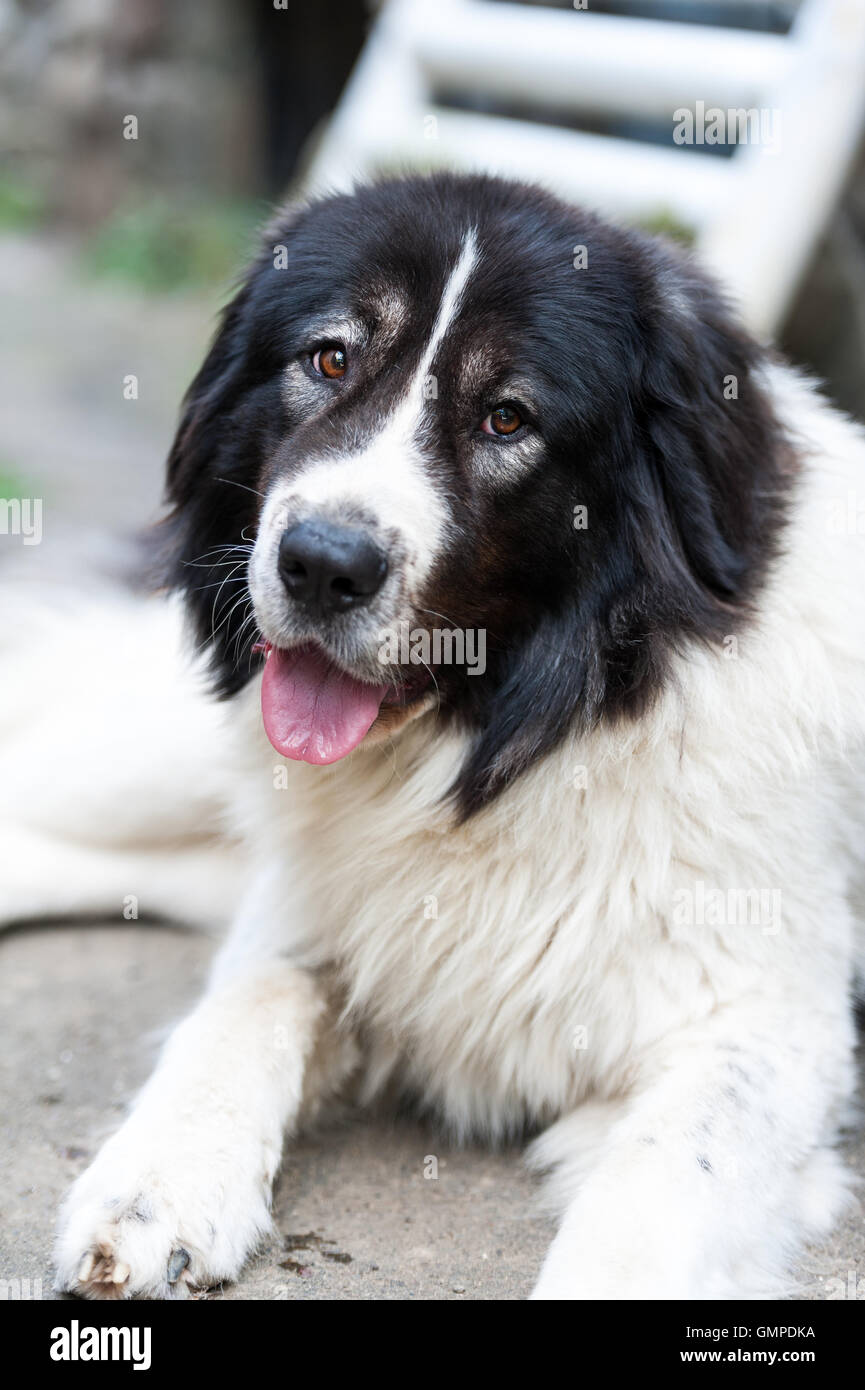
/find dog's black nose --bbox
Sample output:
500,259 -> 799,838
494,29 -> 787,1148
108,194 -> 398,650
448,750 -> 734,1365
278,521 -> 388,613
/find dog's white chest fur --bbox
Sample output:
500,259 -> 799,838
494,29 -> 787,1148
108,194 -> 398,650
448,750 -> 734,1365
231,439 -> 865,1140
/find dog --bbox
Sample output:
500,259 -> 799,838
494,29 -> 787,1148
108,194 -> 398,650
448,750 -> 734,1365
9,172 -> 865,1299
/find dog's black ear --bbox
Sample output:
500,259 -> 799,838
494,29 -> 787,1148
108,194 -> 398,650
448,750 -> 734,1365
153,206 -> 309,691
631,242 -> 791,610
158,207 -> 306,577
150,276 -> 268,693
453,244 -> 793,819
164,285 -> 254,510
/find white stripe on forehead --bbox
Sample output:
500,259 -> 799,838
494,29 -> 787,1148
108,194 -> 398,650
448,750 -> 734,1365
405,226 -> 479,414
351,225 -> 479,449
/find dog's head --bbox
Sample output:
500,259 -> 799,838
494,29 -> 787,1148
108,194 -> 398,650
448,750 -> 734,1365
160,174 -> 791,815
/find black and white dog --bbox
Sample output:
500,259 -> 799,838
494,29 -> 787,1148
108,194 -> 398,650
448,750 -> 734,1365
8,174 -> 865,1299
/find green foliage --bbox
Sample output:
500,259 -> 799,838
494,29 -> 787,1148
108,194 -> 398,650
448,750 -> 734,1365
82,198 -> 264,293
0,464 -> 29,499
633,209 -> 695,245
0,178 -> 49,231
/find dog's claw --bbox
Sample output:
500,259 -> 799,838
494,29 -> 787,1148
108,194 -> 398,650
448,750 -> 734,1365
77,1252 -> 95,1283
167,1247 -> 190,1283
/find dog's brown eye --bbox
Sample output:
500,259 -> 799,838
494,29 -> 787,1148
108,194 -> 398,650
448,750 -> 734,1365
483,405 -> 522,437
312,344 -> 347,379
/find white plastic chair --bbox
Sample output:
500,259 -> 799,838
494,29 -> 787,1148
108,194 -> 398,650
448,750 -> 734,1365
306,0 -> 865,336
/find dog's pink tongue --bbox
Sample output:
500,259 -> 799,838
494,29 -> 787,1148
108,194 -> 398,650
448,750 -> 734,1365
261,645 -> 388,764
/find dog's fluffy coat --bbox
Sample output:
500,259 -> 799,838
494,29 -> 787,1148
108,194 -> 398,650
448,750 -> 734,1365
3,175 -> 865,1299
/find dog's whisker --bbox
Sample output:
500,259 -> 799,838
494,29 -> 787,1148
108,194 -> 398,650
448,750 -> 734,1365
230,600 -> 260,666
198,582 -> 254,657
214,476 -> 268,502
189,560 -> 250,595
182,544 -> 255,572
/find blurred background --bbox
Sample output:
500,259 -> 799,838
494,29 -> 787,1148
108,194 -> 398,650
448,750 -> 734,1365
2,0 -> 865,548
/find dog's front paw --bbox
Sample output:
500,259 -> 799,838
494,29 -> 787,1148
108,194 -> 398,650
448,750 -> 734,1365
529,1216 -> 695,1301
56,1193 -> 202,1301
55,1130 -> 273,1300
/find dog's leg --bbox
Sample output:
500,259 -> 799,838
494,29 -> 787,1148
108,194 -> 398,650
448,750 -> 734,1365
528,1000 -> 854,1300
54,882 -> 354,1299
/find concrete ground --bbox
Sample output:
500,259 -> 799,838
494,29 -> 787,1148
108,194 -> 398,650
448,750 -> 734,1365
0,923 -> 553,1301
2,234 -> 865,1301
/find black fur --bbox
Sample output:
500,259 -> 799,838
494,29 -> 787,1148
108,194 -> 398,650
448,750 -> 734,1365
158,173 -> 794,818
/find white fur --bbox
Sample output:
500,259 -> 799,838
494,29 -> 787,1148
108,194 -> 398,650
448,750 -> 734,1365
4,366 -> 865,1300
